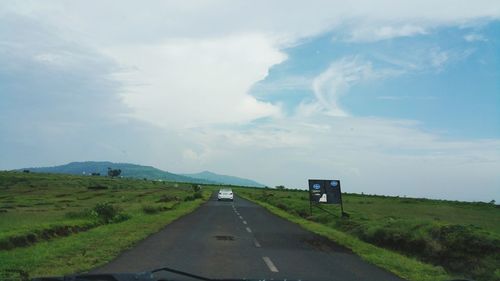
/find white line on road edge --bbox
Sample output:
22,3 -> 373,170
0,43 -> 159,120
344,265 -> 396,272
262,257 -> 279,272
253,238 -> 261,248
242,220 -> 247,224
246,227 -> 252,233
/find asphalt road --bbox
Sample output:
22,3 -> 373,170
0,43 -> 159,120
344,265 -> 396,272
92,193 -> 405,281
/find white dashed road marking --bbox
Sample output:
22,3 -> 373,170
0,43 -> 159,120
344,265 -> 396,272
246,227 -> 252,233
242,220 -> 247,224
254,238 -> 261,248
262,257 -> 279,272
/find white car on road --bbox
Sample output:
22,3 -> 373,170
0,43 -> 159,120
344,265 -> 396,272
217,188 -> 233,201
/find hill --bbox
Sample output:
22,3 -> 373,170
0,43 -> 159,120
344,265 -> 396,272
18,162 -> 265,187
182,170 -> 265,187
19,161 -> 215,184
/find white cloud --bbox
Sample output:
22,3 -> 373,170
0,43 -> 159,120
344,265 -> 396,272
311,57 -> 397,116
312,59 -> 367,116
105,34 -> 286,128
464,33 -> 488,42
430,49 -> 450,69
252,75 -> 313,94
428,48 -> 475,71
346,24 -> 427,42
4,1 -> 500,44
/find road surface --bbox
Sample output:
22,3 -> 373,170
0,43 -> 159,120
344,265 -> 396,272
92,193 -> 404,281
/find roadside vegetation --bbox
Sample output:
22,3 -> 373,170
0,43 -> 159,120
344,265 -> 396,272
0,172 -> 210,280
237,188 -> 500,281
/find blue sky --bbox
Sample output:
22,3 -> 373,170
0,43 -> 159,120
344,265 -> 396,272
252,22 -> 500,139
0,1 -> 499,201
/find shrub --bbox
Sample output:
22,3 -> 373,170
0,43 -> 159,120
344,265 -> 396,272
112,213 -> 131,223
192,184 -> 201,192
193,191 -> 203,199
275,202 -> 288,211
92,203 -> 129,223
184,191 -> 203,201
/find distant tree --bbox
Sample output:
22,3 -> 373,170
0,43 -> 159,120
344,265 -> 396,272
107,167 -> 122,177
91,172 -> 101,176
275,185 -> 286,190
23,169 -> 30,173
490,200 -> 496,205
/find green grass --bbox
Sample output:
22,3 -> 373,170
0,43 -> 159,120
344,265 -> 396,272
237,188 -> 500,281
2,172 -> 499,281
0,172 -> 211,280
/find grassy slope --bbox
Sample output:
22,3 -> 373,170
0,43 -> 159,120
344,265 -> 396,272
0,172 -> 211,279
237,188 -> 500,281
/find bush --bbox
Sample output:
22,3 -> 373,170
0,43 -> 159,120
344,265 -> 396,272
91,203 -> 129,223
193,191 -> 203,199
275,202 -> 288,211
184,191 -> 203,201
192,184 -> 201,192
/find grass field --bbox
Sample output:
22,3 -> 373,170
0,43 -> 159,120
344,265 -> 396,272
237,188 -> 500,281
2,172 -> 499,281
0,172 -> 211,280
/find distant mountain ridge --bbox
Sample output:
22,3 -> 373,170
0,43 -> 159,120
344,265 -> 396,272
182,171 -> 265,187
19,161 -> 265,187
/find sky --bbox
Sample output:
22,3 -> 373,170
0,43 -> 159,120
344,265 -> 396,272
0,1 -> 499,202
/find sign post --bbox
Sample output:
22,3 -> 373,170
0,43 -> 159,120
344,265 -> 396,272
308,179 -> 346,217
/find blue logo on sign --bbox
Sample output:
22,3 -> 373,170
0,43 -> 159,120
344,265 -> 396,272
312,183 -> 321,190
330,181 -> 338,187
